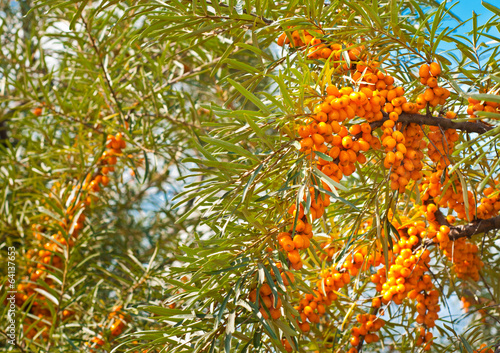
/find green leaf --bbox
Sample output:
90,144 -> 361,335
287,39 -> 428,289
314,151 -> 333,162
227,78 -> 271,114
200,136 -> 260,162
459,335 -> 474,353
268,74 -> 294,113
70,0 -> 90,30
225,333 -> 232,353
217,289 -> 234,326
482,1 -> 500,17
33,288 -> 59,306
312,166 -> 346,193
244,115 -> 274,151
469,93 -> 500,103
182,157 -> 252,171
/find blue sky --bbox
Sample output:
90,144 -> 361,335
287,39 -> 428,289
431,1 -> 500,70
444,0 -> 499,34
449,0 -> 496,22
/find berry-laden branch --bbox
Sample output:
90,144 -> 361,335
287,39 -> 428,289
371,112 -> 494,135
275,25 -> 500,351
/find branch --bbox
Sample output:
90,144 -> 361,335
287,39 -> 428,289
81,15 -> 125,123
422,197 -> 500,243
448,215 -> 500,241
370,112 -> 494,135
433,207 -> 450,227
423,211 -> 500,246
0,329 -> 26,353
139,56 -> 222,104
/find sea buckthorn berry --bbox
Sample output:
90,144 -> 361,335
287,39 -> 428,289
342,136 -> 354,149
419,64 -> 430,78
429,62 -> 441,76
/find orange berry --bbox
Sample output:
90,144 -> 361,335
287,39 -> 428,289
430,62 -> 441,76
427,77 -> 438,88
298,125 -> 311,138
315,112 -> 328,122
389,112 -> 399,121
349,124 -> 362,135
327,86 -> 340,96
331,121 -> 341,133
383,120 -> 395,128
288,250 -> 301,264
423,88 -> 435,101
439,225 -> 450,234
293,235 -> 305,249
261,283 -> 272,296
342,136 -> 354,149
312,134 -> 325,145
321,48 -> 332,59
419,64 -> 430,78
350,336 -> 360,346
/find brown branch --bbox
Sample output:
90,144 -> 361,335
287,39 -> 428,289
448,215 -> 500,241
80,15 -> 125,123
423,212 -> 500,246
423,198 -> 500,243
433,207 -> 451,227
370,112 -> 494,135
0,329 -> 26,353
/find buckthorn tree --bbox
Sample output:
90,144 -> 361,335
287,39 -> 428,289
1,0 -> 500,353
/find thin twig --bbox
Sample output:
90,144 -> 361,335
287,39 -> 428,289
0,329 -> 26,353
81,16 -> 125,124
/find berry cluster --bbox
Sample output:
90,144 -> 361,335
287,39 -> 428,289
248,265 -> 295,321
467,96 -> 500,118
443,238 -> 484,281
299,119 -> 372,180
277,28 -> 366,72
420,171 -> 475,221
16,132 -> 128,344
277,29 -> 324,50
278,204 -> 314,270
388,123 -> 426,190
294,291 -> 329,332
382,121 -> 426,191
417,62 -> 450,108
85,306 -> 129,352
343,246 -> 384,277
87,133 -> 127,192
349,313 -> 385,351
477,183 -> 500,219
370,220 -> 440,350
423,203 -> 485,280
416,326 -> 435,351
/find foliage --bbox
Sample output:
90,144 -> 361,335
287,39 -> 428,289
1,0 -> 500,353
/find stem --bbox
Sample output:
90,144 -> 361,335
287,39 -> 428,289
370,112 -> 493,135
81,15 -> 125,125
0,329 -> 26,352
